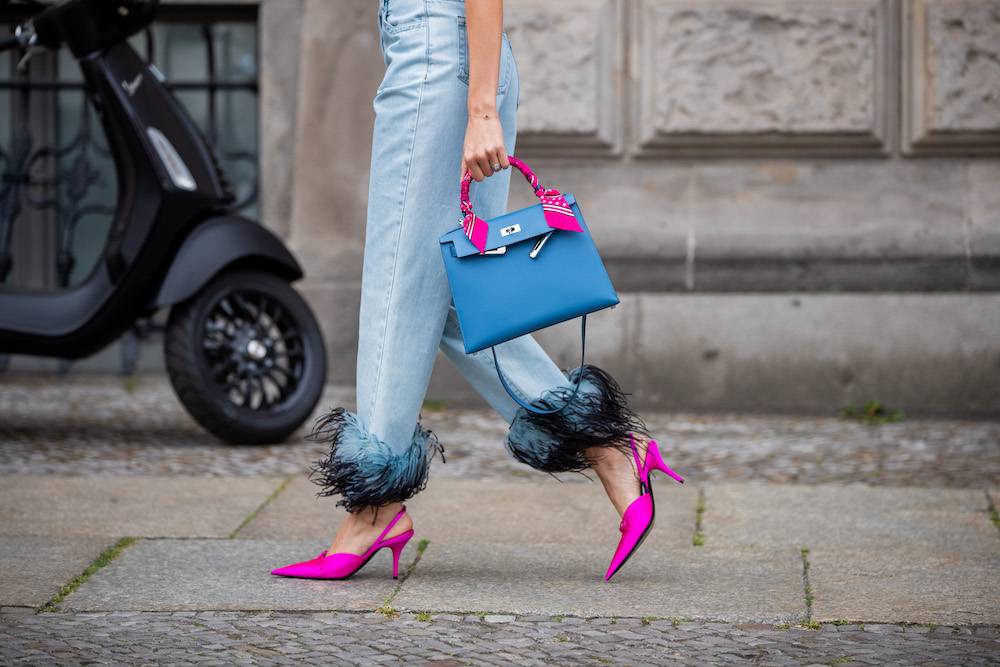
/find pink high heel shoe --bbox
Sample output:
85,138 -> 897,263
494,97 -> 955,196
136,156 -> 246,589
270,506 -> 414,580
604,432 -> 684,582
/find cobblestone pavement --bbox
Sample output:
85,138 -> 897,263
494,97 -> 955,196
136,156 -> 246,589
3,375 -> 999,665
0,610 -> 997,666
1,375 -> 997,486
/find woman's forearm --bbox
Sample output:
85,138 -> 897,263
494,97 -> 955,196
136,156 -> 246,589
464,0 -> 503,117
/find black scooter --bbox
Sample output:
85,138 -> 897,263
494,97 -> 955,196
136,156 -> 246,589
0,0 -> 327,444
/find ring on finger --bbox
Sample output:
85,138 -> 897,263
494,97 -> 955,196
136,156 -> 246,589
492,163 -> 501,172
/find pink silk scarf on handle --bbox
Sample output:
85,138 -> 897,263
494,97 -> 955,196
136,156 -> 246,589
459,155 -> 584,254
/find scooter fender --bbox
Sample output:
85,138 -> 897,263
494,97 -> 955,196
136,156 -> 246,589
150,215 -> 303,309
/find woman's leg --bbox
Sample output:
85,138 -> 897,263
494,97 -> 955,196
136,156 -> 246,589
308,0 -> 509,548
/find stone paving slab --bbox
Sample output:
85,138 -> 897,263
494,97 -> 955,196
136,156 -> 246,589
810,546 -> 1000,625
706,483 -> 996,551
0,536 -> 114,607
3,612 -> 998,667
704,484 -> 1000,625
60,538 -> 400,612
0,475 -> 287,538
239,477 -> 698,548
392,541 -> 804,623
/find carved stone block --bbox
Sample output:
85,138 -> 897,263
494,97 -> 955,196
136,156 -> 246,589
635,0 -> 891,156
903,0 -> 1000,154
288,0 -> 384,281
504,0 -> 621,155
259,0 -> 303,238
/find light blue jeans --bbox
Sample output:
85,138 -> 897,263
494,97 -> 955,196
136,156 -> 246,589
308,0 -> 649,512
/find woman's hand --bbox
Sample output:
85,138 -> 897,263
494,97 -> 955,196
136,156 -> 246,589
462,111 -> 510,182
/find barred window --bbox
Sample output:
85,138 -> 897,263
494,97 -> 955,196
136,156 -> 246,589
0,4 -> 259,289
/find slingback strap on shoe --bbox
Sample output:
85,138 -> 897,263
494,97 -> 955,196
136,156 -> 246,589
634,433 -> 685,485
371,506 -> 409,547
629,431 -> 650,494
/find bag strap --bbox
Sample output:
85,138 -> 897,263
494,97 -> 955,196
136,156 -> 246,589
459,154 -> 582,253
490,315 -> 587,414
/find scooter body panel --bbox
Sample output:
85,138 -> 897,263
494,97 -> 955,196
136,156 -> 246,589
150,214 -> 303,310
83,40 -> 225,280
0,264 -> 115,339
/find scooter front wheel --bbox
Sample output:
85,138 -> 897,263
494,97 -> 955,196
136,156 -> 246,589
165,268 -> 327,445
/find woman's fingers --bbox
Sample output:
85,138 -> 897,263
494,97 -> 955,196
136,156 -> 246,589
485,148 -> 501,175
489,144 -> 509,171
462,152 -> 508,183
464,155 -> 486,182
470,146 -> 508,181
475,151 -> 493,181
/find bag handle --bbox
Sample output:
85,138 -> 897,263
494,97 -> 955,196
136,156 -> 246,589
460,155 -> 549,213
459,154 -> 582,254
490,315 -> 588,414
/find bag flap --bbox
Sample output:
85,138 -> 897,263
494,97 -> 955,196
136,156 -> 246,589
439,193 -> 577,258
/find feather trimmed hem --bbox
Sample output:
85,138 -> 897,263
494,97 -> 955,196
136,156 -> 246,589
504,363 -> 652,474
306,407 -> 445,514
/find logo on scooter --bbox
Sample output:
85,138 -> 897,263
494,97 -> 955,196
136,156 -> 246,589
122,73 -> 143,96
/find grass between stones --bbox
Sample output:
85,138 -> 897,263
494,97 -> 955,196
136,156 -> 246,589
692,488 -> 706,546
228,474 -> 294,539
38,536 -> 138,613
799,546 -> 814,626
986,490 -> 1000,533
377,538 -> 430,618
839,400 -> 905,425
640,615 -> 683,627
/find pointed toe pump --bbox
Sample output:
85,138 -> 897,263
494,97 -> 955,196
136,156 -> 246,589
271,506 -> 414,580
604,433 -> 684,582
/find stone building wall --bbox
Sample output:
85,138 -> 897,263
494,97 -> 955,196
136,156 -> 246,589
274,0 -> 999,416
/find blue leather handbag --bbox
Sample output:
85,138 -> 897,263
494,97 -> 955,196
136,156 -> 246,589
438,156 -> 619,414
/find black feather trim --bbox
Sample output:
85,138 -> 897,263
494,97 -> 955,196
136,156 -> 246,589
503,363 -> 652,474
305,406 -> 445,514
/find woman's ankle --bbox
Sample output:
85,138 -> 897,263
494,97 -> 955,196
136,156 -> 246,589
588,436 -> 646,517
351,502 -> 405,527
329,503 -> 412,554
589,435 -> 647,477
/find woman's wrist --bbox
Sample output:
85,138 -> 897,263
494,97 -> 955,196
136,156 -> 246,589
467,98 -> 497,118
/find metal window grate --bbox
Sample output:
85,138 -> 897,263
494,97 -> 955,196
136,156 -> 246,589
0,4 -> 259,290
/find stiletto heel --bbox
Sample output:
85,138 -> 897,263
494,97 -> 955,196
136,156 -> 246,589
604,432 -> 684,582
384,531 -> 414,579
644,439 -> 684,484
271,506 -> 414,580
